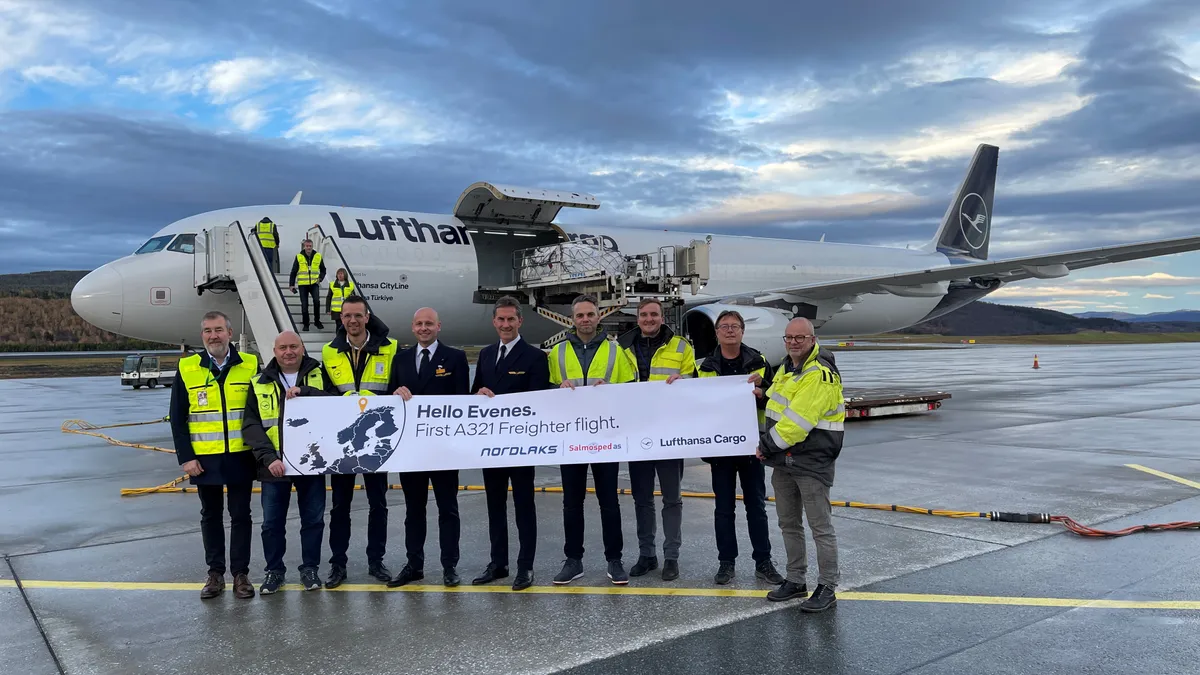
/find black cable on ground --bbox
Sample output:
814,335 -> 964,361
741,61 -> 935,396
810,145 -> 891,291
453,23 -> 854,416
5,555 -> 66,675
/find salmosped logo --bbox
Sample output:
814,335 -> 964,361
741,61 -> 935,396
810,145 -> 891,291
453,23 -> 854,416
567,441 -> 623,455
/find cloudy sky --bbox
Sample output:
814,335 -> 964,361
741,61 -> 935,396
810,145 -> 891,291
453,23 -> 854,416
2,0 -> 1199,314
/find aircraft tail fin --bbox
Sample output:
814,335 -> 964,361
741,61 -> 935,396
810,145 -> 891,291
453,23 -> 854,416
927,143 -> 997,260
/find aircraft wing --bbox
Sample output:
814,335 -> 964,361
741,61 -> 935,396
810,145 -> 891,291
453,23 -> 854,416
691,234 -> 1200,305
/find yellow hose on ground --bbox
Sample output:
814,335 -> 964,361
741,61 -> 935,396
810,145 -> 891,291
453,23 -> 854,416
116,480 -> 985,518
62,418 -> 176,454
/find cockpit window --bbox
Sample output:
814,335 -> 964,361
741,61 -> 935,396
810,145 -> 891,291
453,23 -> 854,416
167,234 -> 196,254
134,235 -> 174,255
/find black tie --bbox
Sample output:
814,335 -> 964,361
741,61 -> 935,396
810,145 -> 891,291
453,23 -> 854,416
497,344 -> 507,372
419,348 -> 430,377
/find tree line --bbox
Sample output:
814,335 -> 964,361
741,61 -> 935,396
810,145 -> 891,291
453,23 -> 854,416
0,297 -> 172,352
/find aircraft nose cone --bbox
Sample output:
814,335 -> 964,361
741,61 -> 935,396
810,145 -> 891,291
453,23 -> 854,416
71,266 -> 123,333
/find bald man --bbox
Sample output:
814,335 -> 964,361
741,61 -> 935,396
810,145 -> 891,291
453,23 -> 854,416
385,307 -> 471,587
757,317 -> 844,611
243,330 -> 337,594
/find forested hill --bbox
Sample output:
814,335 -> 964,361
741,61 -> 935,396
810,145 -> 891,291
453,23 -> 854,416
0,271 -> 167,352
897,302 -> 1200,336
0,270 -> 89,299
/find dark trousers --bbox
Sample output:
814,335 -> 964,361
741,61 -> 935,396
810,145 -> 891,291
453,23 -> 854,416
328,472 -> 389,568
331,311 -> 341,329
298,284 -> 320,327
482,466 -> 536,571
711,456 -> 772,563
261,246 -> 276,273
629,459 -> 684,560
398,470 -> 460,570
561,463 -> 622,561
261,476 -> 327,574
198,483 -> 252,576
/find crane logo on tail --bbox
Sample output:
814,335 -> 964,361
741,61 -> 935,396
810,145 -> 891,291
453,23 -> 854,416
958,192 -> 989,250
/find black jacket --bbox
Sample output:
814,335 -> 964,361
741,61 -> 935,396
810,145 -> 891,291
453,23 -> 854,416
289,250 -> 327,287
697,344 -> 773,464
242,355 -> 335,482
325,313 -> 393,390
472,337 -> 551,395
168,346 -> 260,486
390,342 -> 471,396
617,324 -> 676,382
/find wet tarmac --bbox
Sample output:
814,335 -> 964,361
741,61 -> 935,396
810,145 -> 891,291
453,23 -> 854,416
1,342 -> 1198,674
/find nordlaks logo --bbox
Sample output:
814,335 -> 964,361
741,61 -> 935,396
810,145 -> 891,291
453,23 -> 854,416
958,193 -> 989,250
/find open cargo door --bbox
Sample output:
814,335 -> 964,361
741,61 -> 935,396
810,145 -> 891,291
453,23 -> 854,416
453,182 -> 600,228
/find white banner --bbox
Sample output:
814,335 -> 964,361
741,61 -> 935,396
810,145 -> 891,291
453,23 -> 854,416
281,376 -> 759,475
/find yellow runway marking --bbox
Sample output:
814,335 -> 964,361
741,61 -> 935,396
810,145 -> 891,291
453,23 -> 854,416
1125,464 -> 1200,490
9,579 -> 1200,609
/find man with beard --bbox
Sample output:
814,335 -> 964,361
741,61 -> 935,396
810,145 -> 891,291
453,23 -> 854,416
548,294 -> 635,586
169,310 -> 260,599
616,298 -> 695,581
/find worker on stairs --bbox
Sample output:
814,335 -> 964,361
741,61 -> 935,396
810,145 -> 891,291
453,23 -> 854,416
289,238 -> 326,331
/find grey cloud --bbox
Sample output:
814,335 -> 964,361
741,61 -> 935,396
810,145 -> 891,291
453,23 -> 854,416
59,0 -> 1067,159
0,110 -> 746,271
7,0 -> 1200,278
1009,0 -> 1200,170
757,77 -> 1072,141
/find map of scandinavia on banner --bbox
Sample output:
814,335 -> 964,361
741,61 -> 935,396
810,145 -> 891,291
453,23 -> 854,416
281,376 -> 761,475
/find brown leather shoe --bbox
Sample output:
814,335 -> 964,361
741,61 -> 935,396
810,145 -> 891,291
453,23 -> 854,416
233,573 -> 255,599
200,572 -> 224,599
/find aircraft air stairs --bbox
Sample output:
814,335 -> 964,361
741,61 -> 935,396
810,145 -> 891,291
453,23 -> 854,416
193,221 -> 356,361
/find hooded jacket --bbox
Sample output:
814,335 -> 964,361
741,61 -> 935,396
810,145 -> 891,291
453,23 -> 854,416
322,313 -> 397,394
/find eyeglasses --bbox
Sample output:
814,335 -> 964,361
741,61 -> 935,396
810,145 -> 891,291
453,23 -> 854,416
716,324 -> 742,332
782,335 -> 814,342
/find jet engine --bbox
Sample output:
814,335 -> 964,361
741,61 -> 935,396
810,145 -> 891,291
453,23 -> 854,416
683,304 -> 792,364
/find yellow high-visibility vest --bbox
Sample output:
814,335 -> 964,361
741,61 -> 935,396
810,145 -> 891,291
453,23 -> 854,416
622,335 -> 696,382
322,339 -> 398,396
329,281 -> 356,312
548,336 -> 634,386
178,352 -> 259,455
296,252 -> 322,285
255,220 -> 276,248
252,369 -> 327,451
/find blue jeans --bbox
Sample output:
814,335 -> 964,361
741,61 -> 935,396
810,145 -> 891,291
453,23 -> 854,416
261,476 -> 327,574
261,246 -> 276,272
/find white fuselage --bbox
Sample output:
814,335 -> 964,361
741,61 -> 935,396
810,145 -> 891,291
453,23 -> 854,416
71,204 -> 953,349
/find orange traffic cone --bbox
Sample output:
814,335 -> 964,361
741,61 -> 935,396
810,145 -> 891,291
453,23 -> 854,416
1032,355 -> 1040,369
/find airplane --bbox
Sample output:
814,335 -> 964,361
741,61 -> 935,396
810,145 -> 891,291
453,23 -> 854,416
71,144 -> 1200,366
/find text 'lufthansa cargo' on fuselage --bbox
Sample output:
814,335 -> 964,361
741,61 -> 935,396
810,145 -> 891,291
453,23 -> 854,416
331,212 -> 471,245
